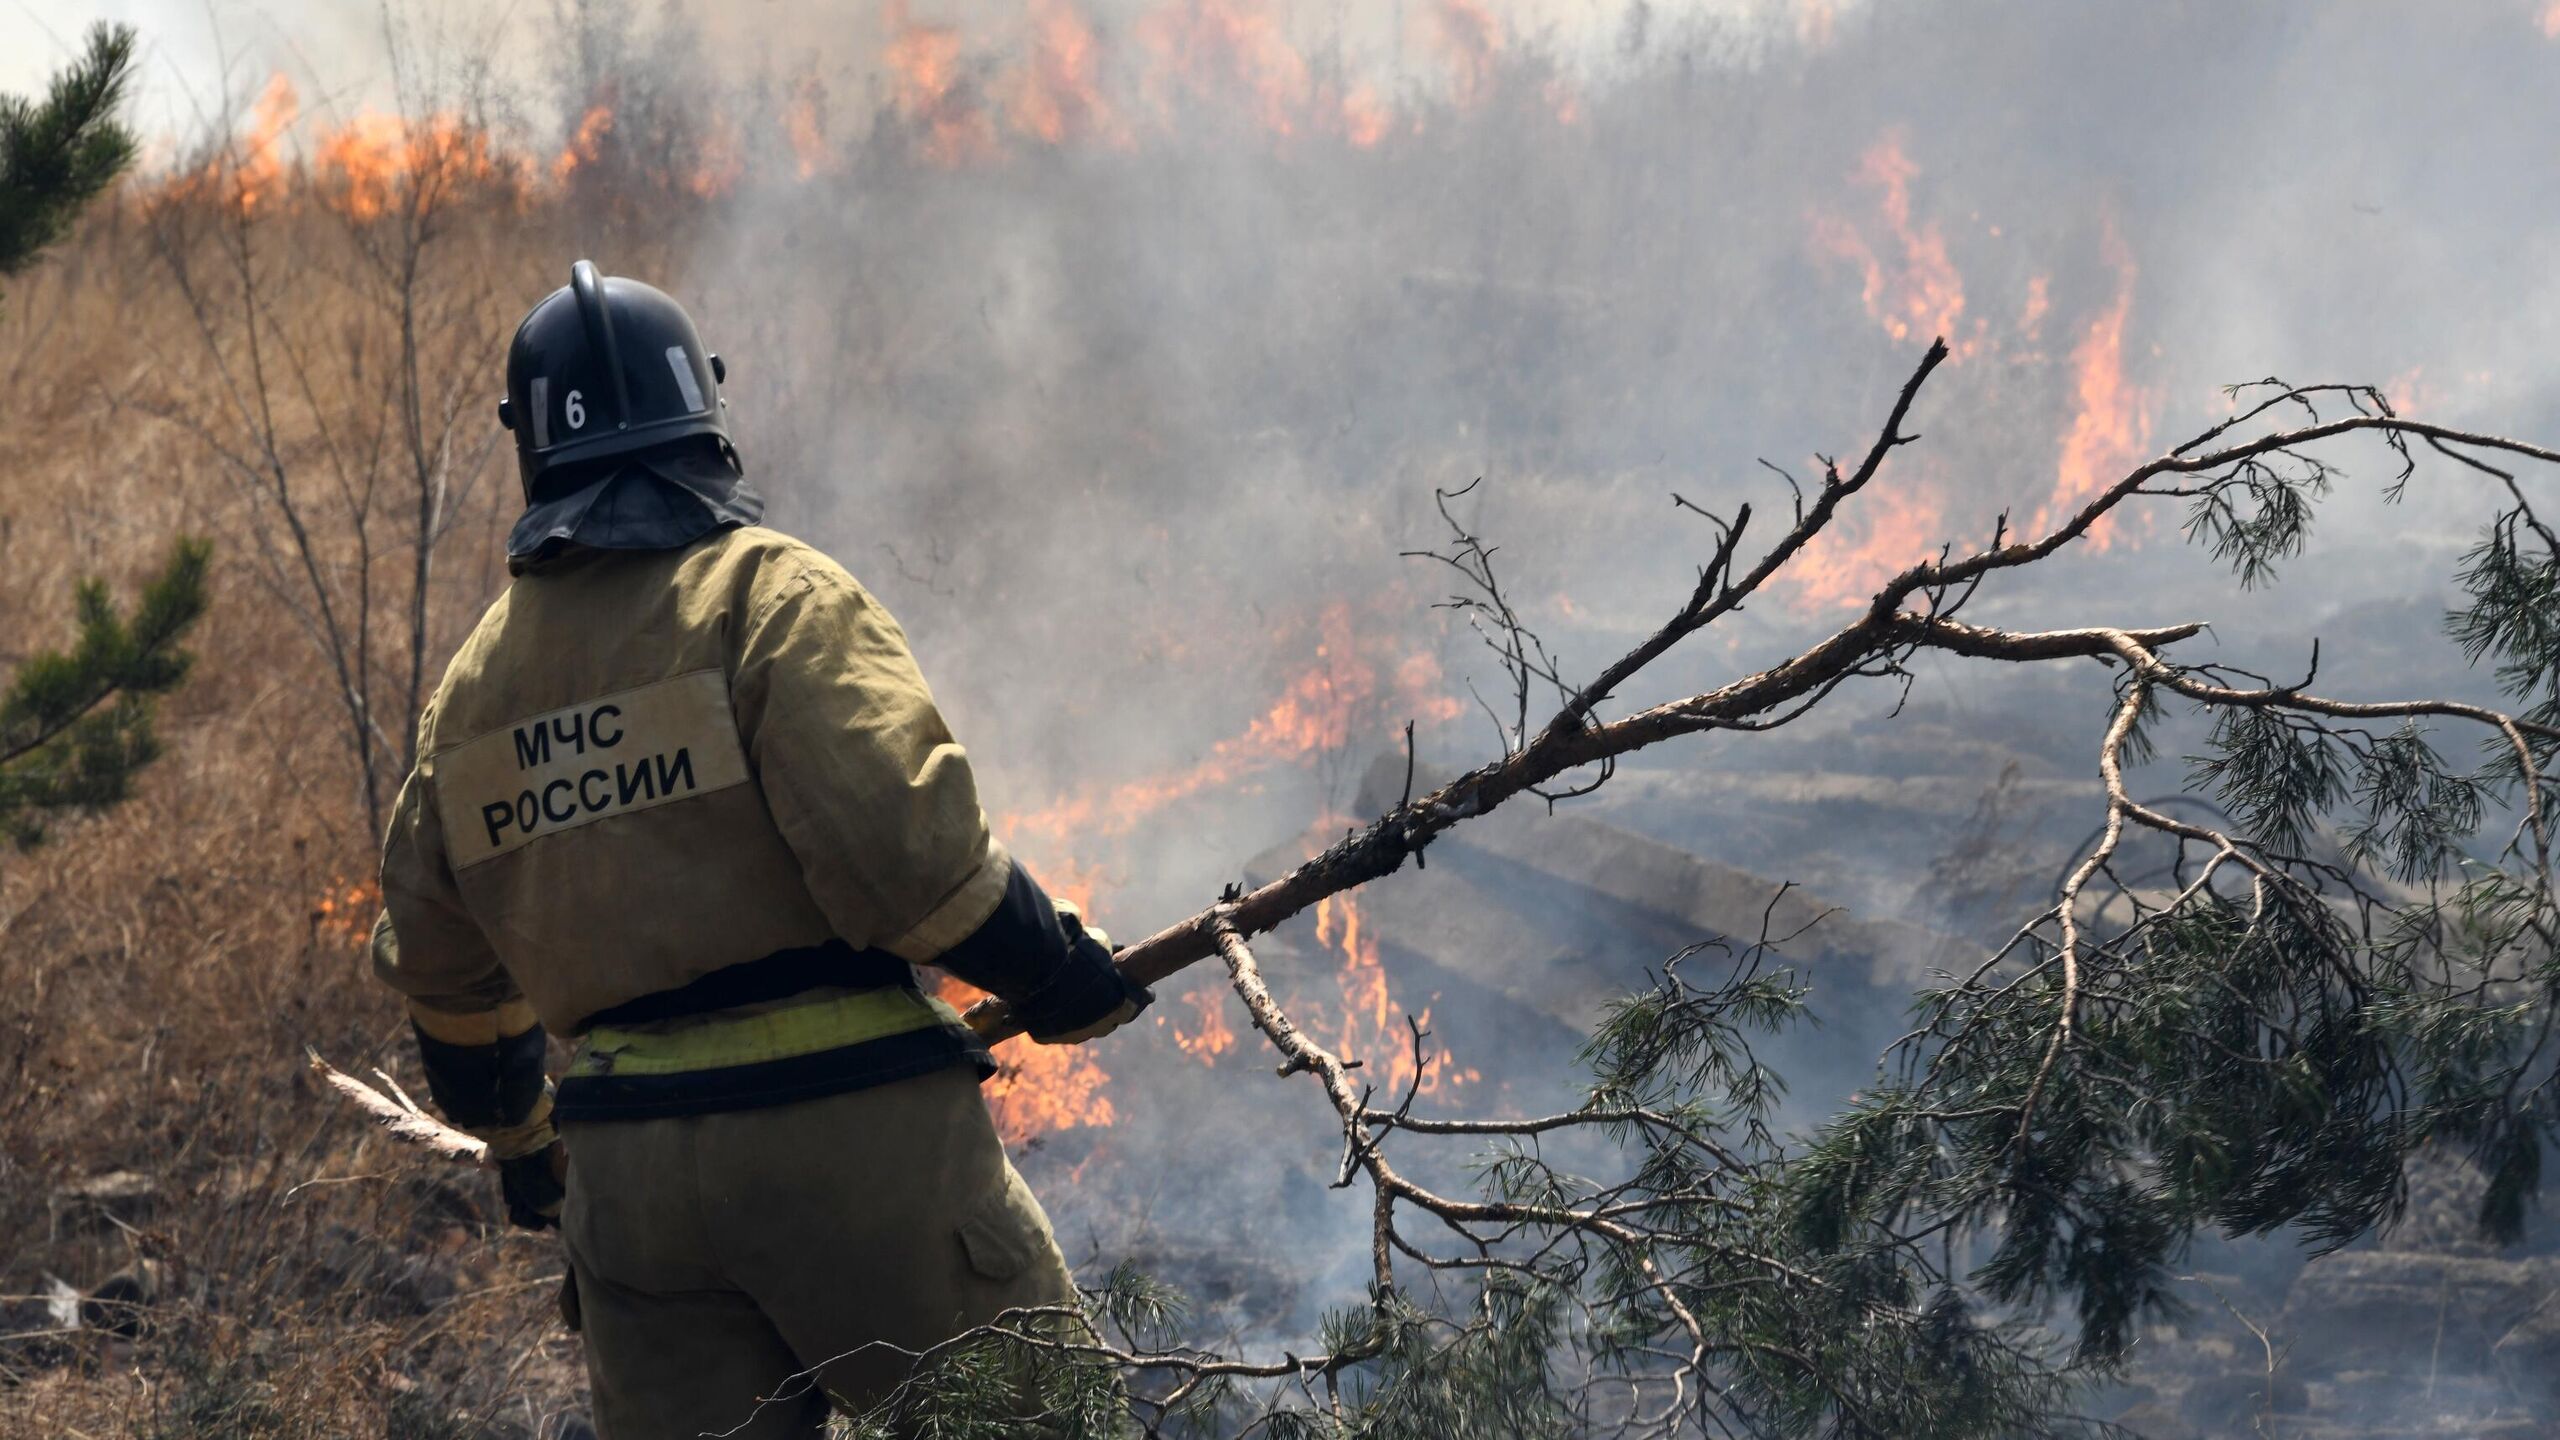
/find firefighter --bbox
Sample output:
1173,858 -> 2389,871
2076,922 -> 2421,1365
371,260 -> 1148,1438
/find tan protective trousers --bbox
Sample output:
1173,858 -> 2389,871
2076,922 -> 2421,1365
560,1064 -> 1079,1438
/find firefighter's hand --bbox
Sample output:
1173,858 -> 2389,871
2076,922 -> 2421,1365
498,1139 -> 568,1231
1035,994 -> 1145,1046
1030,907 -> 1148,1045
1053,899 -> 1111,955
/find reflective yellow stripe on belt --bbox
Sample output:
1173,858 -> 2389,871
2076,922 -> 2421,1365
569,986 -> 966,1079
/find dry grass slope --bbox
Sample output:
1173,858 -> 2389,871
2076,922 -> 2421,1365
2,171 -> 604,1437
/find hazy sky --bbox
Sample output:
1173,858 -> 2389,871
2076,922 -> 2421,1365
0,0 -> 1777,136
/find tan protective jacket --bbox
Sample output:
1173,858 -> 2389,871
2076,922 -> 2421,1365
374,527 -> 1010,1041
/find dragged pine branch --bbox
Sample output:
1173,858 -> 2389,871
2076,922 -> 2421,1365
912,342 -> 2560,1437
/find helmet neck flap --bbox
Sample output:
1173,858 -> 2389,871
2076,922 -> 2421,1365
505,439 -> 765,575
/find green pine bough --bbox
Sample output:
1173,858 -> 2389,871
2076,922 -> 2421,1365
0,22 -> 140,302
0,25 -> 209,851
1,538 -> 212,849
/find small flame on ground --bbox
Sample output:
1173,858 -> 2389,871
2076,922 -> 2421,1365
2386,365 -> 2435,417
312,877 -> 380,948
887,0 -> 999,165
1777,478 -> 1948,611
313,111 -> 506,222
2017,273 -> 2052,343
2030,224 -> 2150,549
1544,76 -> 1584,127
235,75 -> 299,214
1137,0 -> 1315,138
1167,988 -> 1237,1064
553,104 -> 615,183
1341,83 -> 1394,147
936,975 -> 1118,1143
158,73 -> 298,216
687,114 -> 747,200
999,601 -> 1463,870
1810,129 -> 1975,357
786,76 -> 833,178
1427,0 -> 1505,110
1795,128 -> 2163,605
2382,366 -> 2492,417
1009,0 -> 1125,147
1313,891 -> 1476,1098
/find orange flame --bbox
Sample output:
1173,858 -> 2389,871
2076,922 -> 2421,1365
1008,0 -> 1124,146
1778,477 -> 1948,611
1136,0 -> 1312,137
2017,272 -> 2052,342
232,74 -> 299,215
980,602 -> 1462,1136
785,76 -> 834,179
1544,76 -> 1584,128
312,877 -> 380,948
2382,365 -> 2493,416
935,975 -> 1117,1143
1340,84 -> 1394,147
2543,1 -> 2560,39
1427,0 -> 1504,108
1168,987 -> 1236,1064
1041,855 -> 1111,923
687,114 -> 747,200
887,1 -> 998,165
1810,130 -> 1975,357
999,602 -> 1463,866
1313,891 -> 1475,1098
313,111 -> 409,220
312,110 -> 505,222
152,73 -> 297,216
2031,227 -> 2151,549
553,104 -> 614,182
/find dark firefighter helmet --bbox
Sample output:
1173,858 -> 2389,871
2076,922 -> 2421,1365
499,260 -> 735,497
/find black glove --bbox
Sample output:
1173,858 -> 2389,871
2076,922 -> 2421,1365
499,1140 -> 568,1231
938,863 -> 1153,1041
1034,918 -> 1152,1045
412,1015 -> 564,1231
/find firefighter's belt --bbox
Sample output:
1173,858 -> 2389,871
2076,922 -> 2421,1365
556,986 -> 991,1121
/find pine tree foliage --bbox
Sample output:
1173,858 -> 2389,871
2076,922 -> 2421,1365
0,22 -> 140,295
863,358 -> 2560,1437
0,31 -> 209,853
1,538 -> 213,847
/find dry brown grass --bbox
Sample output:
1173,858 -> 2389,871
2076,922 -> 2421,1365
1,170 -> 603,1436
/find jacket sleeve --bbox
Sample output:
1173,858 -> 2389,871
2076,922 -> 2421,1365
374,744 -> 554,1154
732,553 -> 1144,1037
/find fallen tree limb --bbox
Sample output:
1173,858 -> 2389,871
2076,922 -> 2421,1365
967,345 -> 2560,1047
964,612 -> 2203,1043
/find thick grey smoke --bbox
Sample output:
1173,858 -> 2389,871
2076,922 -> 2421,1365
659,0 -> 2559,906
622,2 -> 2560,1356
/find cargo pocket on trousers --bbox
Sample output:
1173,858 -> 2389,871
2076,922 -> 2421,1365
955,1184 -> 1036,1283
